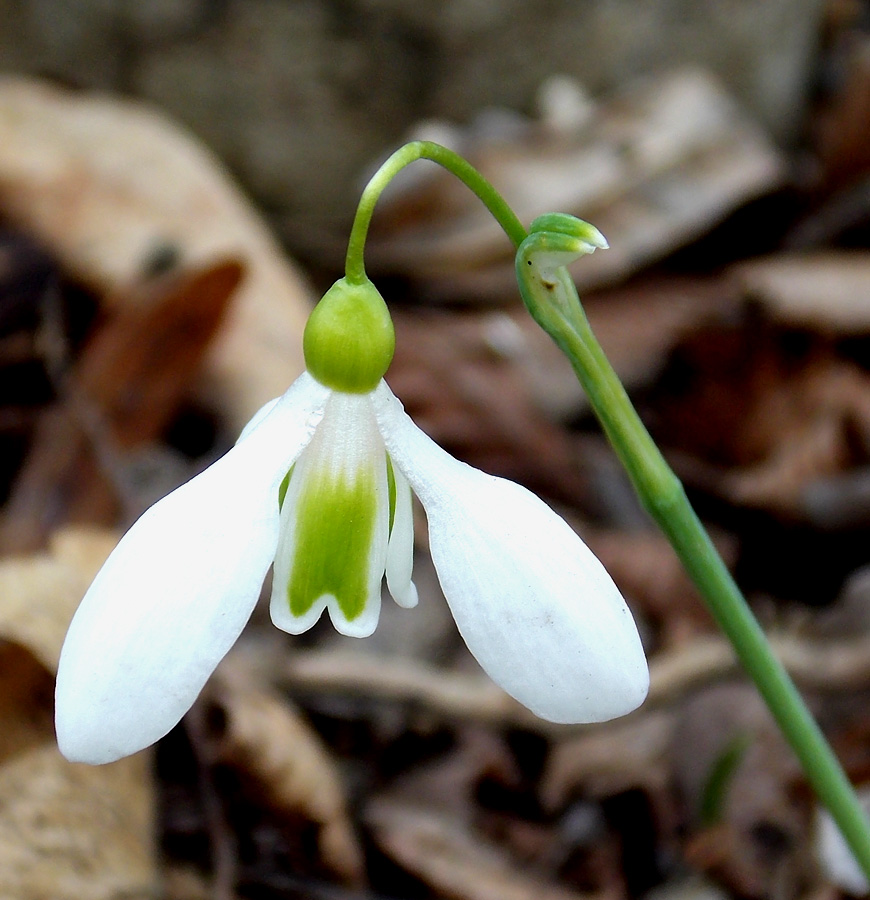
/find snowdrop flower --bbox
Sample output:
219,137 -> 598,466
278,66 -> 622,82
56,277 -> 648,765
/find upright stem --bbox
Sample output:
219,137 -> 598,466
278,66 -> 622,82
516,230 -> 870,880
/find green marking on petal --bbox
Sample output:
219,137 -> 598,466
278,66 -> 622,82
278,465 -> 294,510
288,466 -> 378,621
386,455 -> 397,533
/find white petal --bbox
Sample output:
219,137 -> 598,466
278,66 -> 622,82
386,461 -> 418,608
56,373 -> 330,764
373,382 -> 648,724
270,392 -> 390,639
236,397 -> 280,443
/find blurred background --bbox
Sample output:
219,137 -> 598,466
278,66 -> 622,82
1,1 -> 870,899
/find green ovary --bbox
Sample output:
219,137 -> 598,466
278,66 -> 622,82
288,467 -> 378,622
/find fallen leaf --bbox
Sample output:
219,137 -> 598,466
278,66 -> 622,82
654,325 -> 870,518
0,528 -> 159,899
0,260 -> 243,553
0,76 -> 314,430
717,356 -> 870,516
735,252 -> 870,334
378,726 -> 519,822
207,653 -> 365,885
389,307 -> 594,506
0,527 -> 116,672
812,27 -> 870,192
78,259 -> 244,447
0,743 -> 156,900
366,799 -> 603,900
542,712 -> 674,812
280,647 -> 532,730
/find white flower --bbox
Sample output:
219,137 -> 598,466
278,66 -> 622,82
816,796 -> 870,895
55,278 -> 648,765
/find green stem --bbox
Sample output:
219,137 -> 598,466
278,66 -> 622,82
516,227 -> 870,880
348,142 -> 870,880
344,141 -> 526,284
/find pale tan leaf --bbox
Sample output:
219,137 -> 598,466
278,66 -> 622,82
0,528 -> 117,673
0,529 -> 157,900
281,648 -> 532,729
163,865 -> 212,900
0,744 -> 156,900
0,76 -> 314,429
542,712 -> 674,810
735,252 -> 870,334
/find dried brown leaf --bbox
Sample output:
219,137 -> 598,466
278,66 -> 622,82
163,865 -> 212,900
0,528 -> 116,673
0,642 -> 55,763
0,76 -> 313,430
208,654 -> 364,885
0,529 -> 158,900
382,727 -> 518,821
813,29 -> 870,191
581,279 -> 737,410
657,322 -> 870,517
282,631 -> 870,731
735,252 -> 870,334
389,307 -> 594,507
0,743 -> 156,900
542,712 -> 675,810
366,800 -> 603,900
0,260 -> 242,553
77,259 -> 244,447
281,648 -> 531,729
717,359 -> 870,514
0,529 -> 110,765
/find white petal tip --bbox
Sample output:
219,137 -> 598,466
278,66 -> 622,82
271,592 -> 381,639
329,604 -> 380,638
55,705 -> 157,766
270,595 -> 326,635
530,663 -> 649,725
56,737 -> 133,766
391,581 -> 419,609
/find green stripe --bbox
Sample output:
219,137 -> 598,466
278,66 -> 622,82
386,455 -> 397,532
287,466 -> 378,621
